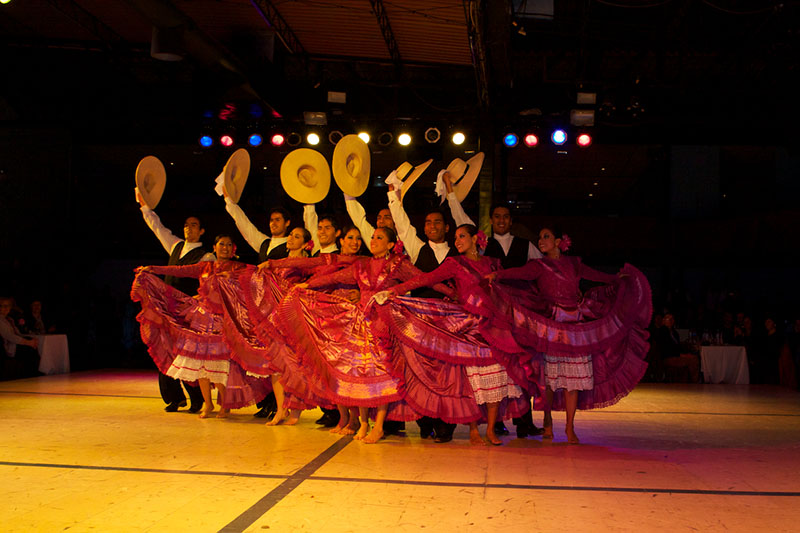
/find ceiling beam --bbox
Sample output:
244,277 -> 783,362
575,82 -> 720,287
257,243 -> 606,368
43,0 -> 126,49
369,0 -> 402,67
249,0 -> 306,56
464,0 -> 489,109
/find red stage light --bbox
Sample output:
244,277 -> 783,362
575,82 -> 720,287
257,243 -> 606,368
577,133 -> 592,147
523,134 -> 539,147
271,134 -> 285,146
220,135 -> 234,147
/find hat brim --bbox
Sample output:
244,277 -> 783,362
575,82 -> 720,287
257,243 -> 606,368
135,156 -> 166,209
400,158 -> 433,202
332,135 -> 371,197
280,148 -> 331,204
453,152 -> 484,203
223,148 -> 251,204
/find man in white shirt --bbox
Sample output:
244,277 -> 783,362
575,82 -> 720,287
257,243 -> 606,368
304,205 -> 341,256
138,194 -> 214,413
224,196 -> 291,263
344,193 -> 395,245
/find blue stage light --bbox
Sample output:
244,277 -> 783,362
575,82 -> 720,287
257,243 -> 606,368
503,133 -> 519,148
551,129 -> 567,145
199,135 -> 213,147
248,133 -> 263,147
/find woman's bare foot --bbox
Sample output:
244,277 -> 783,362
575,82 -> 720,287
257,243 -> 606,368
198,406 -> 214,419
565,425 -> 580,444
265,409 -> 286,426
339,424 -> 357,436
284,413 -> 300,425
485,430 -> 503,446
216,408 -> 230,419
362,427 -> 384,444
469,428 -> 487,446
542,425 -> 554,439
354,422 -> 369,440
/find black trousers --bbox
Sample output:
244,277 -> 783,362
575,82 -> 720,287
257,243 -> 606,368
158,371 -> 203,406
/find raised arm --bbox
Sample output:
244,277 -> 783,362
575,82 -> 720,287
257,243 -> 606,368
303,204 -> 321,254
441,172 -> 475,227
344,194 -> 375,244
527,241 -> 543,260
140,206 -> 181,255
387,189 -> 424,263
267,255 -> 330,272
224,198 -> 268,253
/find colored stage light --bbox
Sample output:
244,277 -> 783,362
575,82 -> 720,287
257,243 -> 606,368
503,133 -> 519,148
286,133 -> 302,147
358,132 -> 370,144
523,134 -> 538,147
248,133 -> 263,147
398,133 -> 412,146
551,129 -> 567,145
307,133 -> 320,146
452,132 -> 465,145
270,133 -> 285,146
199,135 -> 213,148
220,135 -> 234,147
577,133 -> 593,147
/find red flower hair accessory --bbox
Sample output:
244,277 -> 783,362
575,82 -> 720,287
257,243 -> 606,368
304,240 -> 314,252
393,239 -> 405,255
475,230 -> 488,251
558,234 -> 572,252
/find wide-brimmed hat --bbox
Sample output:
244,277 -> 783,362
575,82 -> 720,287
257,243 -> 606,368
135,156 -> 166,209
332,134 -> 370,197
280,148 -> 331,204
395,158 -> 433,202
446,152 -> 484,202
222,148 -> 250,203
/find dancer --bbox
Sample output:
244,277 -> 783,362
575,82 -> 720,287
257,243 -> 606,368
132,235 -> 267,419
378,224 -> 527,445
488,227 -> 651,443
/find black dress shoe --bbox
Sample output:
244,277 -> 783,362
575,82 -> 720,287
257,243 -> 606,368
420,430 -> 434,439
433,434 -> 453,443
494,421 -> 510,436
254,406 -> 273,418
316,412 -> 340,427
164,401 -> 183,412
188,403 -> 204,414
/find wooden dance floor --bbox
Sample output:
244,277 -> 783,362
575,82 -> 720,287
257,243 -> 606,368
1,370 -> 799,532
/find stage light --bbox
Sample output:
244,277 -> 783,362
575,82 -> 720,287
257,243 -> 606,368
378,132 -> 393,146
0,0 -> 13,5
523,134 -> 539,147
220,135 -> 234,147
358,132 -> 370,144
287,132 -> 302,147
551,129 -> 567,145
328,130 -> 344,145
248,133 -> 263,147
503,133 -> 519,148
199,135 -> 213,148
398,133 -> 412,146
307,133 -> 320,146
577,133 -> 592,147
452,132 -> 465,145
270,133 -> 285,146
424,127 -> 441,144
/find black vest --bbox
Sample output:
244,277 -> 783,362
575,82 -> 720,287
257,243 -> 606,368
484,235 -> 530,269
413,242 -> 458,299
312,245 -> 339,258
165,242 -> 207,296
259,239 -> 289,262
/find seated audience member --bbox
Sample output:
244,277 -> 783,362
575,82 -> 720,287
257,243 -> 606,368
0,297 -> 40,379
751,316 -> 783,385
655,313 -> 700,383
25,300 -> 55,335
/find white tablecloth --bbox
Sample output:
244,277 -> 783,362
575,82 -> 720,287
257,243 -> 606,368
34,334 -> 70,375
701,346 -> 749,385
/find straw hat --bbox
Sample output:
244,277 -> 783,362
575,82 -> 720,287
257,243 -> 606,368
280,148 -> 331,204
135,156 -> 166,209
395,158 -> 433,202
332,134 -> 370,197
222,148 -> 251,204
446,152 -> 484,202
